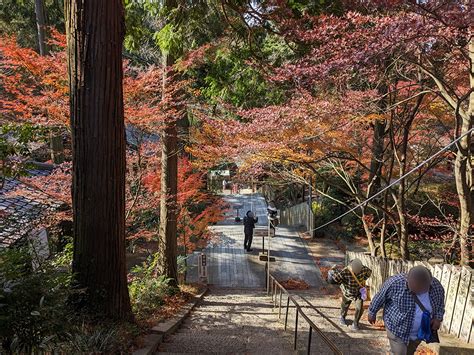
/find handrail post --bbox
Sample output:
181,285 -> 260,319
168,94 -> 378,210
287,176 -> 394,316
294,311 -> 299,350
266,263 -> 268,294
272,280 -> 275,302
307,327 -> 312,355
278,289 -> 283,319
270,273 -> 342,355
273,283 -> 277,307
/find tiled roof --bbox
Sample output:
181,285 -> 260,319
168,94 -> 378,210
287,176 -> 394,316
0,169 -> 62,249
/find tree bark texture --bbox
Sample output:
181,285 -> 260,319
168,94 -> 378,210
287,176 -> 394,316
65,0 -> 132,318
456,38 -> 473,266
159,51 -> 179,285
35,0 -> 48,55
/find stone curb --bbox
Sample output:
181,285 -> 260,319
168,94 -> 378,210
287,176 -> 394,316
132,287 -> 208,355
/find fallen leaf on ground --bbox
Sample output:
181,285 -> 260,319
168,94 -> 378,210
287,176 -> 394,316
280,278 -> 310,290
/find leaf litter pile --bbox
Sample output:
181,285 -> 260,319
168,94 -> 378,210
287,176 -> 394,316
280,278 -> 310,290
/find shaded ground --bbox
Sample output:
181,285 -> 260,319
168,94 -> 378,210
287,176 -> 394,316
157,288 -> 296,354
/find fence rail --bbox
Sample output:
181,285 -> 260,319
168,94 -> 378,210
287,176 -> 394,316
268,274 -> 342,354
346,251 -> 474,344
280,202 -> 314,231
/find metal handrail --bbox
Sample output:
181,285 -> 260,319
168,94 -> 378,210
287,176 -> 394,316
268,274 -> 342,355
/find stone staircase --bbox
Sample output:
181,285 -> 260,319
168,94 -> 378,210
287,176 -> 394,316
156,288 -> 295,354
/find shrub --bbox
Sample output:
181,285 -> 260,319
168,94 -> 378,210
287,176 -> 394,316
0,243 -> 146,353
128,254 -> 177,319
0,246 -> 73,353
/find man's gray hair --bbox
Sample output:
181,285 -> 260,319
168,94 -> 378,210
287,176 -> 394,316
408,266 -> 432,286
351,258 -> 363,268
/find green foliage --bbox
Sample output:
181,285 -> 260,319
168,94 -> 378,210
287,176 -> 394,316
312,200 -> 331,225
124,0 -> 161,55
287,0 -> 344,16
0,247 -> 73,352
0,123 -> 48,182
0,0 -> 64,49
124,0 -> 225,60
154,23 -> 183,56
0,245 -> 137,353
63,326 -> 123,353
128,254 -> 177,318
194,45 -> 286,108
177,254 -> 189,275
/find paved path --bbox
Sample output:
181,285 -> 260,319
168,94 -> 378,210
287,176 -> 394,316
186,194 -> 323,288
157,288 -> 296,354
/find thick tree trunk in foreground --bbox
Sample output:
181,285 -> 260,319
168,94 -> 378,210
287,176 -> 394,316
65,0 -> 132,318
34,0 -> 48,55
159,50 -> 179,286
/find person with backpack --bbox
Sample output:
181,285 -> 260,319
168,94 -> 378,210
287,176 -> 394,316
368,266 -> 444,355
330,259 -> 372,330
243,210 -> 258,252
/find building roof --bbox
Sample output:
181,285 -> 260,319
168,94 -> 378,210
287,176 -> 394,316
0,168 -> 62,249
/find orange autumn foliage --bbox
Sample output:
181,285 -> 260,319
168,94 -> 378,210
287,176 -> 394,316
143,158 -> 227,253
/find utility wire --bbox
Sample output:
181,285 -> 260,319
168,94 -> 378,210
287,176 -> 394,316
305,127 -> 474,234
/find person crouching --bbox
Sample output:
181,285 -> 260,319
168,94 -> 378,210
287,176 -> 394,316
331,259 -> 372,330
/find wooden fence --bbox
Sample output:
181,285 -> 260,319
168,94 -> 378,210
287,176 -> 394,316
346,251 -> 473,344
280,202 -> 314,232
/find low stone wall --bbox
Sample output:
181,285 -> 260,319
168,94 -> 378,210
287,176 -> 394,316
346,251 -> 473,344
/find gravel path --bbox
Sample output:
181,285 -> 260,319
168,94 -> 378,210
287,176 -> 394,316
157,288 -> 296,354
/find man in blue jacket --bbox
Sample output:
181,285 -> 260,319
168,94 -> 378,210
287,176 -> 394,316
368,266 -> 445,355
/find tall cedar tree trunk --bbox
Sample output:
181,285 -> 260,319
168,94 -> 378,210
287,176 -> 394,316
159,8 -> 179,285
34,0 -> 48,55
65,0 -> 132,318
456,38 -> 473,266
159,71 -> 179,284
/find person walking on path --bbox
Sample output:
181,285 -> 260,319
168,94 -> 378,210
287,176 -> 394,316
368,266 -> 445,355
331,259 -> 372,330
243,210 -> 258,252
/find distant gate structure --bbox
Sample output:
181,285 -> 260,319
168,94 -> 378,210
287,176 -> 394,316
346,251 -> 473,344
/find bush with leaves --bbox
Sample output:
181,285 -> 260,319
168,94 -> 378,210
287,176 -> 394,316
0,246 -> 73,352
128,254 -> 177,319
0,244 -> 138,353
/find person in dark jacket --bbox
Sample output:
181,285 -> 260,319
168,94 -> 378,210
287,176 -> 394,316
243,211 -> 258,252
